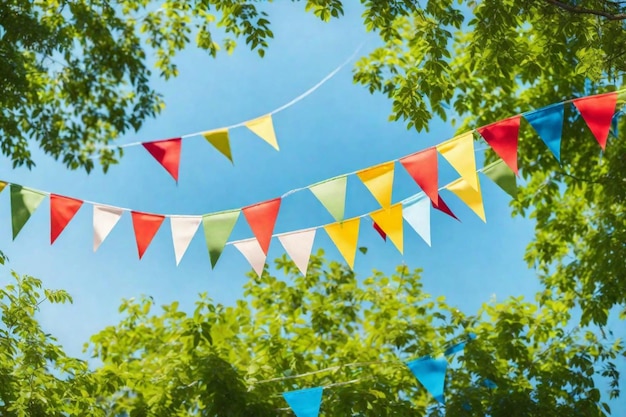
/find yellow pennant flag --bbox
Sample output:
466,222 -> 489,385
324,217 -> 360,269
445,177 -> 486,222
244,114 -> 279,150
437,131 -> 479,191
203,129 -> 233,163
0,181 -> 7,193
356,161 -> 395,208
370,203 -> 404,254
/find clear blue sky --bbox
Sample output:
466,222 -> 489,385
1,2 -> 623,413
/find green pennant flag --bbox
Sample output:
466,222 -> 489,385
11,184 -> 47,240
203,129 -> 233,163
482,159 -> 517,199
202,209 -> 240,268
309,176 -> 347,222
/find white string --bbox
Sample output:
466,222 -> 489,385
117,43 -> 364,148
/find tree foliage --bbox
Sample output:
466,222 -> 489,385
1,253 -> 622,415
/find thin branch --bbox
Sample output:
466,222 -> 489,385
544,0 -> 626,20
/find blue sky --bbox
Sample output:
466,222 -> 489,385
1,1 -> 623,413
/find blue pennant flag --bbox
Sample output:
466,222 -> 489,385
443,341 -> 466,356
283,387 -> 323,417
524,102 -> 565,162
406,355 -> 448,403
611,111 -> 621,138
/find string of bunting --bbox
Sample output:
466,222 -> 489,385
263,333 -> 486,416
122,45 -> 363,182
2,89 -> 622,273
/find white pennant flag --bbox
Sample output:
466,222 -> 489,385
278,228 -> 316,276
233,238 -> 267,277
93,205 -> 124,252
402,193 -> 431,246
170,216 -> 202,265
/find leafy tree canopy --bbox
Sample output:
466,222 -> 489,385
0,252 -> 622,416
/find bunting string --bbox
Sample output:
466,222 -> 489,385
110,44 -> 364,180
264,334 -> 476,415
2,88 -> 623,269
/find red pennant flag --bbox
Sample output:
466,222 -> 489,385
373,221 -> 387,241
242,198 -> 282,255
142,137 -> 182,182
50,194 -> 83,244
432,194 -> 459,221
399,147 -> 439,204
572,91 -> 618,150
477,115 -> 521,175
131,211 -> 165,259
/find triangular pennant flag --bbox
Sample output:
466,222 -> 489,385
432,194 -> 459,221
245,114 -> 279,150
131,211 -> 165,259
437,131 -> 479,191
93,205 -> 124,251
278,229 -> 316,276
482,159 -> 517,199
234,238 -> 267,277
170,216 -> 202,265
524,103 -> 564,162
477,115 -> 521,175
406,356 -> 448,404
10,185 -> 46,240
370,203 -> 404,254
283,387 -> 324,417
356,161 -> 395,207
445,177 -> 486,222
444,341 -> 467,356
142,137 -> 182,182
0,181 -> 7,194
403,194 -> 431,246
242,198 -> 281,255
373,221 -> 386,241
324,217 -> 360,269
203,129 -> 233,163
572,91 -> 618,150
611,111 -> 621,138
309,176 -> 347,222
399,147 -> 439,204
50,194 -> 83,244
202,210 -> 240,268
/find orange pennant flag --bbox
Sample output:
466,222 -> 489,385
445,177 -> 486,222
437,131 -> 479,191
131,211 -> 165,259
242,197 -> 282,255
142,137 -> 182,182
324,217 -> 360,269
370,203 -> 404,254
245,114 -> 279,150
356,161 -> 395,208
572,91 -> 618,150
50,194 -> 84,244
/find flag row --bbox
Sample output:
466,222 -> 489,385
1,158 -> 515,273
141,113 -> 279,182
280,334 -> 489,417
4,88 -> 621,269
137,88 -> 622,184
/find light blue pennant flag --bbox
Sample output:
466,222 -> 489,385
524,102 -> 565,162
283,387 -> 323,417
406,355 -> 448,403
402,193 -> 431,246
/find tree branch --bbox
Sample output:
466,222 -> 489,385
544,0 -> 626,20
